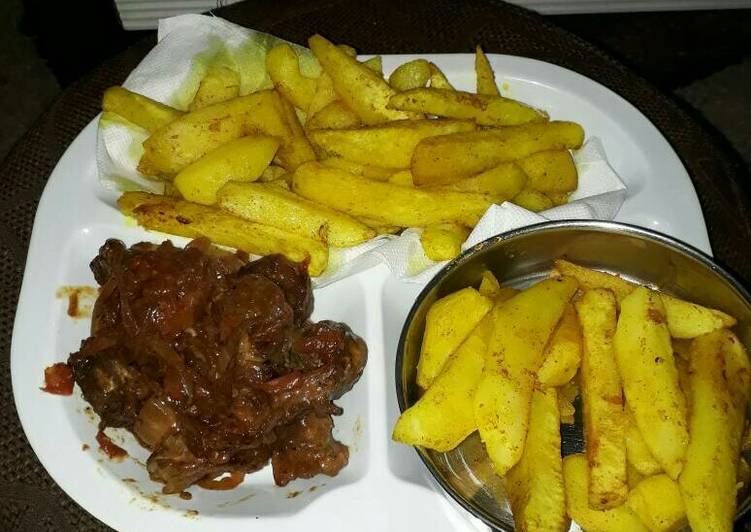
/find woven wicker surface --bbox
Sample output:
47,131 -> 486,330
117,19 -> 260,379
1,1 -> 750,529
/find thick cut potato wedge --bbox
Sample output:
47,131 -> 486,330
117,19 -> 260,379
419,224 -> 469,261
173,135 -> 280,205
388,88 -> 546,126
266,43 -> 317,112
506,388 -> 568,532
389,59 -> 431,91
292,162 -> 494,227
513,188 -> 553,212
416,287 -> 493,389
258,164 -> 288,183
553,259 -> 736,338
627,475 -> 687,532
679,329 -> 751,532
564,455 -> 649,532
319,157 -> 394,181
428,62 -> 454,90
308,34 -> 419,124
576,288 -> 628,509
308,72 -> 337,116
478,270 -> 502,298
117,192 -> 328,275
139,90 -> 312,176
411,121 -> 585,186
436,163 -> 527,202
388,170 -> 414,187
474,45 -> 500,96
308,119 -> 476,169
474,277 -> 578,475
537,303 -> 582,387
102,86 -> 183,132
217,182 -> 375,247
624,405 -> 663,476
547,191 -> 571,206
188,66 -> 240,111
305,100 -> 361,130
614,287 -> 689,479
517,150 -> 578,193
392,315 -> 493,451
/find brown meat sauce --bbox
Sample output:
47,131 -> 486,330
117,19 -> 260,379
63,239 -> 367,494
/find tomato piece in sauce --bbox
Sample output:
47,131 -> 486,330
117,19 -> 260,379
41,363 -> 74,395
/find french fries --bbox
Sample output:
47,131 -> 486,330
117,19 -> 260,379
308,34 -> 419,124
189,66 -> 240,110
102,86 -> 183,132
474,45 -> 500,96
217,181 -> 375,247
474,277 -> 577,476
614,287 -> 689,479
309,119 -> 476,169
392,315 -> 493,451
512,188 -> 554,212
517,150 -> 578,193
415,287 -> 493,389
266,43 -> 317,112
537,303 -> 582,387
478,270 -> 502,298
305,101 -> 361,130
389,59 -> 431,91
436,162 -> 527,202
563,455 -> 649,532
319,157 -> 393,181
419,224 -> 469,262
411,121 -> 585,186
292,162 -> 494,227
627,475 -> 687,532
576,288 -> 628,509
118,192 -> 328,275
680,329 -> 751,532
624,406 -> 663,476
428,62 -> 454,89
554,259 -> 737,337
173,135 -> 280,205
505,388 -> 568,532
389,88 -> 547,126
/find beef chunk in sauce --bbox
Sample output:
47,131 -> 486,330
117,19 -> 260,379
65,239 -> 366,494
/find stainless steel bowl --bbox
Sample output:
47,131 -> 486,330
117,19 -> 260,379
395,220 -> 751,531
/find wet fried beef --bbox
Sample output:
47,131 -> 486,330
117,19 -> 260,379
66,239 -> 366,494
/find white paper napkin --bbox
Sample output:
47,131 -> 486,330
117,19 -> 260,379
95,14 -> 627,287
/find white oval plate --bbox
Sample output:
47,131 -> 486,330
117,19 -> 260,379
12,54 -> 708,532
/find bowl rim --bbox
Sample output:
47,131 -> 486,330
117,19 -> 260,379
394,219 -> 751,530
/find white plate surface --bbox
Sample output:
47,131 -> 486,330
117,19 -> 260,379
12,53 -> 709,532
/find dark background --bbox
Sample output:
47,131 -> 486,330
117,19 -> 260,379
2,0 -> 749,172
